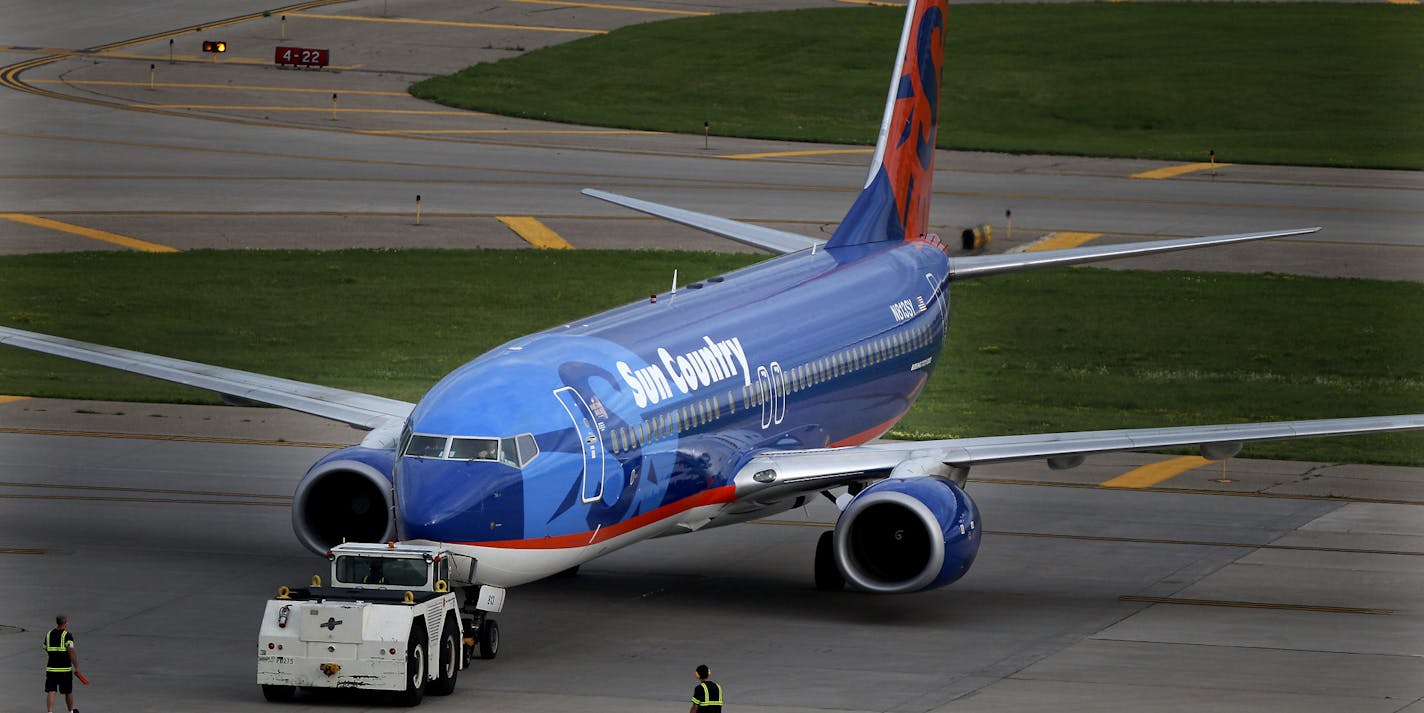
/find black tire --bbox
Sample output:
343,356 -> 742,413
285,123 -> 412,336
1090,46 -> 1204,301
815,530 -> 845,592
477,619 -> 500,660
397,624 -> 427,707
261,684 -> 296,702
426,619 -> 460,696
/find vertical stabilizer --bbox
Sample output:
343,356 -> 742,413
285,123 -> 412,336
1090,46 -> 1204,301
825,0 -> 947,249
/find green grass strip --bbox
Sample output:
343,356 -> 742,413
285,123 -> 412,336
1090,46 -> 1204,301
1,250 -> 1420,465
412,3 -> 1423,169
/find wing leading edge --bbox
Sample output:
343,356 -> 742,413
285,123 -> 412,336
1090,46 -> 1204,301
732,414 -> 1424,501
0,326 -> 413,431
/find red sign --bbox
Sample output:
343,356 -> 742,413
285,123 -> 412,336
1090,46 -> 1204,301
275,46 -> 329,68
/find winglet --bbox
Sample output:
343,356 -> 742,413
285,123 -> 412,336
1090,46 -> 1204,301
825,0 -> 948,250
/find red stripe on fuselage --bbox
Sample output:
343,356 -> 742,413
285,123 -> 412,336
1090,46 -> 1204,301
465,485 -> 737,550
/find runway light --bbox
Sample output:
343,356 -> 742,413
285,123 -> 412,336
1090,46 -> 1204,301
268,642 -> 275,649
202,40 -> 227,53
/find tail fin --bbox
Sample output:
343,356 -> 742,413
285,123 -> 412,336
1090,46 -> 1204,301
825,0 -> 947,250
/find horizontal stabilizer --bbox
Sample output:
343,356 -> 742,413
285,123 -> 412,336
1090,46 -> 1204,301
948,227 -> 1321,281
0,326 -> 413,430
582,189 -> 821,255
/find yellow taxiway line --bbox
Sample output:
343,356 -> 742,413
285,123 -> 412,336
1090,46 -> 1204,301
1024,231 -> 1100,252
509,0 -> 711,15
1101,455 -> 1216,489
361,128 -> 660,135
724,148 -> 874,160
138,105 -> 478,116
0,213 -> 178,252
498,216 -> 574,250
1120,595 -> 1390,616
0,396 -> 30,405
294,12 -> 606,34
30,79 -> 406,96
1132,162 -> 1233,180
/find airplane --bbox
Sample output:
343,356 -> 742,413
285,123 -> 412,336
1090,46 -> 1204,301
2,0 -> 1421,640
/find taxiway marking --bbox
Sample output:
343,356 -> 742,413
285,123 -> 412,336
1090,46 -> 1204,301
0,214 -> 178,252
360,129 -> 660,135
1023,231 -> 1101,252
0,396 -> 30,405
509,0 -> 711,15
754,521 -> 1424,557
294,13 -> 606,34
30,79 -> 406,96
0,427 -> 347,449
1120,595 -> 1391,616
724,148 -> 874,160
1132,162 -> 1233,180
138,105 -> 477,115
0,548 -> 48,555
498,216 -> 575,250
1100,456 -> 1216,488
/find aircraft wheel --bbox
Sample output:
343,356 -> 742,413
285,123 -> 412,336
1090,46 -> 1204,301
814,530 -> 845,592
477,619 -> 500,660
427,619 -> 460,696
261,684 -> 296,702
397,623 -> 427,707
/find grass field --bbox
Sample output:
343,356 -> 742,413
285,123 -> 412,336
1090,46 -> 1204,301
1,250 -> 1420,465
412,4 -> 1423,169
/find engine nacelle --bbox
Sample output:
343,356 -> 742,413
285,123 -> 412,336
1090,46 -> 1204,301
833,476 -> 980,593
291,446 -> 397,554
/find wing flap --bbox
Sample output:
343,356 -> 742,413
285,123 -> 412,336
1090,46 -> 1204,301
948,228 -> 1321,281
734,414 -> 1424,499
582,189 -> 821,255
0,326 -> 413,430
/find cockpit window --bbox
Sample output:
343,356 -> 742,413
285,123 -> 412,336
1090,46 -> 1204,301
448,437 -> 499,461
402,431 -> 539,467
405,434 -> 448,458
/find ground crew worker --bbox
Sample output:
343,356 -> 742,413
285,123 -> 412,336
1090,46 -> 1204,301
689,664 -> 723,713
43,614 -> 81,713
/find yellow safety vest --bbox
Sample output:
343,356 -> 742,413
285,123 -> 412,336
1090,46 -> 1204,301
44,630 -> 73,673
693,680 -> 724,707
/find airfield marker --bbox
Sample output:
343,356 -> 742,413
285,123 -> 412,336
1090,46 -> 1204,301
1005,209 -> 1013,243
331,93 -> 338,121
281,15 -> 287,40
148,64 -> 155,90
1214,459 -> 1233,484
415,194 -> 422,225
168,39 -> 174,64
704,121 -> 709,150
1209,148 -> 1217,177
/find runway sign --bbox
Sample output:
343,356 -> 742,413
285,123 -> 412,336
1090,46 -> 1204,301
275,46 -> 329,68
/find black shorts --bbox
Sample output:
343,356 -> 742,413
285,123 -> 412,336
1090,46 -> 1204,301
45,671 -> 73,694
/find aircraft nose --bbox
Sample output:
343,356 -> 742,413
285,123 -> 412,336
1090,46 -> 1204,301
396,457 -> 524,543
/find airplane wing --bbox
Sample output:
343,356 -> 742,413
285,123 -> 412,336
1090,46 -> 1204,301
582,189 -> 822,254
731,414 -> 1424,500
948,228 -> 1320,280
0,326 -> 413,431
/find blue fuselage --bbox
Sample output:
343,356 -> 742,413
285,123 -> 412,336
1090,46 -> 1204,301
395,239 -> 951,566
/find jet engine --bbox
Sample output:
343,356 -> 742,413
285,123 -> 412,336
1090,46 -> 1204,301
291,446 -> 397,554
833,476 -> 980,593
